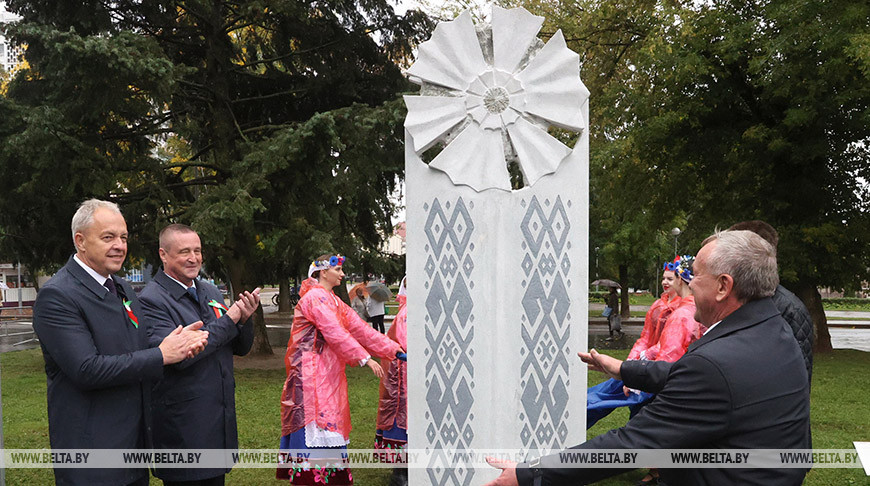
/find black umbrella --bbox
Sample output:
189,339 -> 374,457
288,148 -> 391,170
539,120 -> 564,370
366,282 -> 393,302
590,279 -> 621,288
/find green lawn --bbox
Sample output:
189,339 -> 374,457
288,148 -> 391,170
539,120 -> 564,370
822,298 -> 870,312
2,347 -> 868,485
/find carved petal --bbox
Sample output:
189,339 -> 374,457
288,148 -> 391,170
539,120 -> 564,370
515,30 -> 590,131
404,95 -> 468,153
406,11 -> 488,91
430,124 -> 510,191
507,116 -> 572,186
492,6 -> 544,74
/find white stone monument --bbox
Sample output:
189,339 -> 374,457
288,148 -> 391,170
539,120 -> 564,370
405,6 -> 590,485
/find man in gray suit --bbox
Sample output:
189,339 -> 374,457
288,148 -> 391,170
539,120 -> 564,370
139,224 -> 259,486
486,230 -> 810,486
33,199 -> 209,486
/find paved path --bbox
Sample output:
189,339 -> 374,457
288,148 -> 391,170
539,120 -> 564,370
826,310 -> 870,319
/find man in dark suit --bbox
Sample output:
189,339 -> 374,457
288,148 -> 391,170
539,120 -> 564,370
485,229 -> 810,486
139,223 -> 260,486
33,199 -> 209,486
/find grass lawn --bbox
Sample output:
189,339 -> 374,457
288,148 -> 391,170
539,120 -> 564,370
823,299 -> 870,312
2,347 -> 868,485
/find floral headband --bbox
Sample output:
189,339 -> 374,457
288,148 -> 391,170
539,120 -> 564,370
663,256 -> 680,272
308,255 -> 346,278
663,255 -> 694,282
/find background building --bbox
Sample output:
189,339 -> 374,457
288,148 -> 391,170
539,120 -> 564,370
0,1 -> 23,74
381,221 -> 406,255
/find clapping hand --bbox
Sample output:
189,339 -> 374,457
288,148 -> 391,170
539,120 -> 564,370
159,321 -> 209,364
227,287 -> 261,323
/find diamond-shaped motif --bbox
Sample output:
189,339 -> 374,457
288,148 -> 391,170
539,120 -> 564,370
539,254 -> 556,275
535,422 -> 554,443
440,255 -> 458,277
558,423 -> 569,442
462,424 -> 474,444
462,255 -> 474,277
521,254 -> 534,276
561,254 -> 571,274
520,425 -> 532,444
425,256 -> 437,278
440,422 -> 459,443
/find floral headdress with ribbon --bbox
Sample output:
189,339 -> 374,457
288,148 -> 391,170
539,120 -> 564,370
307,254 -> 346,278
663,255 -> 694,282
675,255 -> 694,282
662,256 -> 680,272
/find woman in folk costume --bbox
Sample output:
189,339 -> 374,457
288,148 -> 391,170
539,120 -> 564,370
278,254 -> 404,485
375,276 -> 409,486
644,255 -> 707,362
626,257 -> 684,361
586,256 -> 703,427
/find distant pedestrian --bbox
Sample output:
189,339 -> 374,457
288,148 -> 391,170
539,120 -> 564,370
350,287 -> 368,321
605,287 -> 622,339
367,288 -> 386,334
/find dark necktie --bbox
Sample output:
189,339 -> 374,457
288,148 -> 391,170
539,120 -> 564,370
104,277 -> 118,297
187,286 -> 198,302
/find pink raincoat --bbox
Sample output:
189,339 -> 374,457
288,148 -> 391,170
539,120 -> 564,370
627,294 -> 680,361
646,295 -> 707,363
280,279 -> 400,439
376,294 -> 407,432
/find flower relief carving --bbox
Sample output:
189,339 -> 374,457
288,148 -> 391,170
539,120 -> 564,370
404,6 -> 590,192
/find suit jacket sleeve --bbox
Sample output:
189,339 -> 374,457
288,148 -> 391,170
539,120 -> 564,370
33,286 -> 164,390
621,359 -> 673,394
231,315 -> 254,356
141,293 -> 242,370
517,354 -> 731,485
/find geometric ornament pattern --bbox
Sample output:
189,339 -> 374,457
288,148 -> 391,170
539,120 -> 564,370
423,197 -> 475,485
518,195 -> 573,451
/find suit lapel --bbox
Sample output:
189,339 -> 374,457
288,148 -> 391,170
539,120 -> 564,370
65,256 -> 138,347
155,270 -> 205,319
65,256 -> 113,301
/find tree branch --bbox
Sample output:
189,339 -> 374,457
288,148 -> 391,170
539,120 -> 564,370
231,88 -> 307,104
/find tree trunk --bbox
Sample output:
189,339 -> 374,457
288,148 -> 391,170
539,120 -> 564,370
278,277 -> 291,312
619,264 -> 630,318
28,268 -> 40,292
795,281 -> 832,354
227,257 -> 273,356
199,4 -> 272,356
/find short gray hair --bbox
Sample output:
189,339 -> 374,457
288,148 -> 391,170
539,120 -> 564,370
159,223 -> 197,251
71,199 -> 122,244
704,230 -> 779,301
